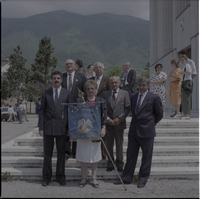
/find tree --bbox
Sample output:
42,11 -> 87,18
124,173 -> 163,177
28,36 -> 57,101
140,62 -> 150,78
2,45 -> 28,104
106,65 -> 122,77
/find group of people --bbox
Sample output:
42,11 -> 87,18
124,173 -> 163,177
38,59 -> 163,189
150,50 -> 197,119
6,102 -> 29,123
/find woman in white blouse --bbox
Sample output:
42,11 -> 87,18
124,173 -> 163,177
180,55 -> 192,120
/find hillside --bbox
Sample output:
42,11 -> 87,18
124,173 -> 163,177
1,10 -> 149,74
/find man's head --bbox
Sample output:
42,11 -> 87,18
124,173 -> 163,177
65,59 -> 76,73
178,50 -> 188,59
137,77 -> 150,94
123,62 -> 131,73
51,70 -> 63,89
94,62 -> 105,78
110,76 -> 120,91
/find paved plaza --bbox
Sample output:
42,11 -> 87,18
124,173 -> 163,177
1,114 -> 199,198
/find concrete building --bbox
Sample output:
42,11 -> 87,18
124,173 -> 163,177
149,0 -> 199,112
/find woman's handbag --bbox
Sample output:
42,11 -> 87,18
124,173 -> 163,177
181,80 -> 193,93
181,66 -> 193,93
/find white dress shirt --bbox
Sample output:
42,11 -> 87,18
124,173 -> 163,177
137,90 -> 148,107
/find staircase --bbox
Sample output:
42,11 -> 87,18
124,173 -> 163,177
1,117 -> 199,180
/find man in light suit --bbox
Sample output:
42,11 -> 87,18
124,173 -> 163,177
103,76 -> 130,172
114,77 -> 163,188
90,62 -> 111,159
39,70 -> 70,187
62,59 -> 86,158
120,62 -> 137,97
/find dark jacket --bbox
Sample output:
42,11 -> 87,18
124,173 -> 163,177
129,91 -> 163,138
62,72 -> 86,103
39,87 -> 70,136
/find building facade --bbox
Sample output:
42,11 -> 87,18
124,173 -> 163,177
149,0 -> 199,111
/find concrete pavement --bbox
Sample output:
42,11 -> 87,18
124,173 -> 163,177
1,113 -> 199,198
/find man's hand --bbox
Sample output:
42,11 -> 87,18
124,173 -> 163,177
39,130 -> 44,137
107,118 -> 115,126
113,118 -> 122,126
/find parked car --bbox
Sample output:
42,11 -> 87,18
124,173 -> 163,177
1,107 -> 17,121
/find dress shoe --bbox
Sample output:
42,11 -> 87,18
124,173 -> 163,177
170,112 -> 176,117
106,167 -> 114,172
65,153 -> 70,160
42,181 -> 50,187
137,182 -> 146,188
114,180 -> 131,185
59,180 -> 66,186
117,167 -> 123,172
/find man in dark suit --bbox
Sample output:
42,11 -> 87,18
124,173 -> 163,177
91,62 -> 111,159
62,59 -> 86,158
36,98 -> 41,127
120,62 -> 137,97
39,71 -> 70,187
114,77 -> 163,188
103,76 -> 130,172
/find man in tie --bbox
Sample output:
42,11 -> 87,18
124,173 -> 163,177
39,71 -> 70,187
90,62 -> 111,159
62,59 -> 86,158
103,76 -> 130,172
114,77 -> 163,188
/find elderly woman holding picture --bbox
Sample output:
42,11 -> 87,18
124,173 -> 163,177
76,79 -> 107,188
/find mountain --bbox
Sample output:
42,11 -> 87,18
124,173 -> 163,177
1,10 -> 149,74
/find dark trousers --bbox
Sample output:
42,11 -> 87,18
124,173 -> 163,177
106,127 -> 124,168
122,134 -> 154,184
43,135 -> 66,182
65,136 -> 76,157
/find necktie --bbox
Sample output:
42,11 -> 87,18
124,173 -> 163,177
112,91 -> 117,101
136,94 -> 143,112
55,89 -> 58,106
68,74 -> 72,91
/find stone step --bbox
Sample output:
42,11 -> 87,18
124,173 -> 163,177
2,166 -> 198,181
126,117 -> 199,128
14,136 -> 199,146
2,156 -> 199,168
2,145 -> 198,156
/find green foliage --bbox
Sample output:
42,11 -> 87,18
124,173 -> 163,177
2,11 -> 149,74
106,65 -> 122,77
1,171 -> 11,182
2,45 -> 29,104
28,36 -> 57,101
139,62 -> 150,78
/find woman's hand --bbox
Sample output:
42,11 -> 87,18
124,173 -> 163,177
39,130 -> 44,137
82,102 -> 86,106
100,126 -> 106,137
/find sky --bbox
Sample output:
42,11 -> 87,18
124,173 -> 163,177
1,0 -> 149,20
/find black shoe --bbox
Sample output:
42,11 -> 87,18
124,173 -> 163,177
106,167 -> 114,171
137,182 -> 146,188
42,181 -> 50,187
59,180 -> 66,186
117,167 -> 123,172
114,180 -> 131,185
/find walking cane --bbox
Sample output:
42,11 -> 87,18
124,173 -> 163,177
101,138 -> 127,191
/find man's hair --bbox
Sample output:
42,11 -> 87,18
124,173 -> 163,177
51,70 -> 63,79
137,77 -> 150,85
94,62 -> 105,69
179,50 -> 188,56
110,76 -> 120,81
